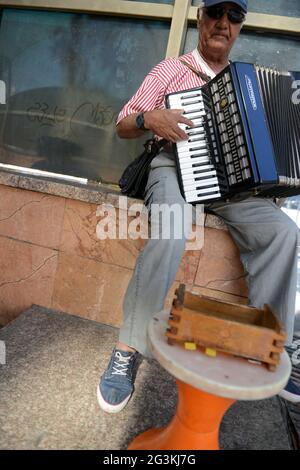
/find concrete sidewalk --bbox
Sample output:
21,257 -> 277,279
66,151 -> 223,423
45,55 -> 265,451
0,306 -> 296,450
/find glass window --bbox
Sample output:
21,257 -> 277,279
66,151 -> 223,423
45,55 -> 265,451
192,0 -> 300,17
241,0 -> 300,17
0,9 -> 169,184
184,29 -> 300,71
231,32 -> 300,71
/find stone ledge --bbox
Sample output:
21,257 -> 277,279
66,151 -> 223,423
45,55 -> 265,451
0,168 -> 227,230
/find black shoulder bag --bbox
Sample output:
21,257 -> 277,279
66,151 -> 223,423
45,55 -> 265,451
118,60 -> 211,199
118,137 -> 168,199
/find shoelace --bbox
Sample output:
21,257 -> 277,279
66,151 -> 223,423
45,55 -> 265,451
111,351 -> 133,376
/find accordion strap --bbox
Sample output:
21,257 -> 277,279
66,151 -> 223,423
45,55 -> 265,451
179,59 -> 211,83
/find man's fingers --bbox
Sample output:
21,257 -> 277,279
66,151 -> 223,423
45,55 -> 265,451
178,131 -> 189,141
170,109 -> 194,128
170,125 -> 189,142
178,115 -> 194,128
151,108 -> 195,141
168,133 -> 179,143
170,108 -> 185,115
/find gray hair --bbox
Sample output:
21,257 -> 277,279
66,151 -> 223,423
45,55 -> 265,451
197,5 -> 204,21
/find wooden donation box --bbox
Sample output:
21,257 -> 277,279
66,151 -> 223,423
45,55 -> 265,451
128,289 -> 291,450
166,284 -> 287,371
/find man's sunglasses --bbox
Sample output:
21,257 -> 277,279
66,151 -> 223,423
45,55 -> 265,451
204,6 -> 246,24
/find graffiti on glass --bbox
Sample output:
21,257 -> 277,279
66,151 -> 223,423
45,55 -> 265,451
26,101 -> 116,136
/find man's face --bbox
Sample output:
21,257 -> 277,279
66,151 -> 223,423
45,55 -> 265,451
198,2 -> 244,56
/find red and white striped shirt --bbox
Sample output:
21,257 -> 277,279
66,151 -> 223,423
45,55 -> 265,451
116,49 -> 217,125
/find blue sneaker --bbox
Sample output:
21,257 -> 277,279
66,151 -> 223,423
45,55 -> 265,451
279,378 -> 300,403
97,348 -> 138,413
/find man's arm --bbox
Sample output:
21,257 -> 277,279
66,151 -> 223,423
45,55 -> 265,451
117,109 -> 194,143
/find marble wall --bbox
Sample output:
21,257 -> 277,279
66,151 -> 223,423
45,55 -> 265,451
0,183 -> 248,327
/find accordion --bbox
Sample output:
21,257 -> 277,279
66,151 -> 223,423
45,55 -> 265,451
165,62 -> 300,204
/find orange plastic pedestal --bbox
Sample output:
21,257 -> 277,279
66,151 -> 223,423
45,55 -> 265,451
128,379 -> 235,450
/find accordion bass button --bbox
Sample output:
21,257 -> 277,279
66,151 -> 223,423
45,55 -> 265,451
225,82 -> 233,93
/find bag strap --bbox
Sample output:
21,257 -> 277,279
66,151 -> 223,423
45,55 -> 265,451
179,59 -> 211,83
147,137 -> 168,152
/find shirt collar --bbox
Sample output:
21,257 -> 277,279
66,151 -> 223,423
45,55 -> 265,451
192,48 -> 230,79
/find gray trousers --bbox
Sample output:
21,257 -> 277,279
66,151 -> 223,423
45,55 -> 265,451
119,153 -> 299,356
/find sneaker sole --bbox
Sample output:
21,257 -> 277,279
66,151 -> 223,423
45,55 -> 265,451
278,389 -> 300,403
97,386 -> 131,413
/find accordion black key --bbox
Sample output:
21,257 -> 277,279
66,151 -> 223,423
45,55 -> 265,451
165,62 -> 300,204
